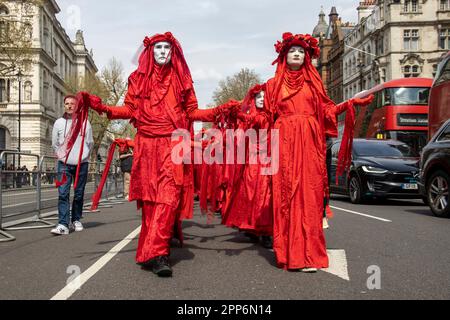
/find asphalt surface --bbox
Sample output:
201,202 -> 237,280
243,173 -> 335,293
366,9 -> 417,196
1,180 -> 120,223
0,195 -> 449,300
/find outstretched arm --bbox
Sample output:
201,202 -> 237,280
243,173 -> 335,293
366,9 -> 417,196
81,76 -> 138,120
184,88 -> 240,122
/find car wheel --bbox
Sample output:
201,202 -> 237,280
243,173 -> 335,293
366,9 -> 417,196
348,175 -> 363,204
427,170 -> 450,218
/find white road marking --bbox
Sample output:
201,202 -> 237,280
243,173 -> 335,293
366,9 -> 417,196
50,225 -> 141,300
330,205 -> 392,223
323,249 -> 350,281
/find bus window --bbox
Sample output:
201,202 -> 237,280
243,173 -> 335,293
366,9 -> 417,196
435,60 -> 450,86
384,87 -> 430,106
383,89 -> 391,106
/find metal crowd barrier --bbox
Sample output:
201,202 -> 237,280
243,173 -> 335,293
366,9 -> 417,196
1,153 -> 127,242
0,151 -> 54,241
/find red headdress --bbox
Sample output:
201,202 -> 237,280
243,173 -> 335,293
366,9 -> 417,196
134,32 -> 194,109
241,83 -> 266,114
270,33 -> 326,107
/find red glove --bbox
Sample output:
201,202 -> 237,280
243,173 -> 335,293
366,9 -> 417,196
334,94 -> 375,115
214,100 -> 241,117
236,112 -> 254,122
352,94 -> 374,106
80,92 -> 108,115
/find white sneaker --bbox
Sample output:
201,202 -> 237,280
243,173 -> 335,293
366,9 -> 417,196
301,268 -> 318,273
51,224 -> 69,236
73,221 -> 84,232
323,218 -> 329,229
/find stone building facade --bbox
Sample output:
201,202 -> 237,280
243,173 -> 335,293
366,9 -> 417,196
0,0 -> 98,164
343,0 -> 450,101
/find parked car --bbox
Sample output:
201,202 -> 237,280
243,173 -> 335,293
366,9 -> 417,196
419,119 -> 450,218
428,51 -> 450,140
328,139 -> 421,204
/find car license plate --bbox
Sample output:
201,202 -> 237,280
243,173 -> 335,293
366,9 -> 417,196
402,183 -> 418,190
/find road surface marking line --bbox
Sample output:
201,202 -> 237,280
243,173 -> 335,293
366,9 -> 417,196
330,206 -> 392,223
323,249 -> 349,281
50,225 -> 141,300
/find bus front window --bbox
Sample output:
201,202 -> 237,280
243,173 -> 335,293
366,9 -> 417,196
384,87 -> 430,106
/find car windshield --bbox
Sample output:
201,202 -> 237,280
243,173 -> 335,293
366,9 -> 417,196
354,141 -> 419,157
384,87 -> 430,106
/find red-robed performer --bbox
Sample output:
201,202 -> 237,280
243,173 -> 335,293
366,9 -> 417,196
265,33 -> 373,272
82,32 -> 237,277
222,84 -> 273,249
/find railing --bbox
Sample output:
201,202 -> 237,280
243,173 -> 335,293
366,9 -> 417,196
0,152 -> 126,242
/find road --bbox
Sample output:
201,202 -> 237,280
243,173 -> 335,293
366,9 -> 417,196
1,180 -> 119,223
0,195 -> 449,300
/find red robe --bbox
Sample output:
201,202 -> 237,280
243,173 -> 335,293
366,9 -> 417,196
222,110 -> 273,236
265,70 -> 343,270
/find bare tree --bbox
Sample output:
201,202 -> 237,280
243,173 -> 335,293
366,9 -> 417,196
0,0 -> 43,76
64,58 -> 128,162
212,68 -> 262,105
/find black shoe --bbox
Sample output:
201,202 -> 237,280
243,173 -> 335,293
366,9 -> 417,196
244,232 -> 260,243
260,236 -> 273,249
150,256 -> 173,277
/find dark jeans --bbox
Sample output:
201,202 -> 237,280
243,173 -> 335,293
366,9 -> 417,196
57,161 -> 89,227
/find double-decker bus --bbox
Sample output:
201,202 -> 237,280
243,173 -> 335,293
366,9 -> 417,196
346,78 -> 433,154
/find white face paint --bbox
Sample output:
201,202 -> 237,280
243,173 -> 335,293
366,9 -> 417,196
255,91 -> 265,109
153,41 -> 172,65
286,46 -> 305,70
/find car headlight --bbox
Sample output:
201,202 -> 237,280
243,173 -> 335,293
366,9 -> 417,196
362,166 -> 388,174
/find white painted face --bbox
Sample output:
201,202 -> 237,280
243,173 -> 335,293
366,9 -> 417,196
153,41 -> 172,65
255,91 -> 265,109
286,46 -> 305,69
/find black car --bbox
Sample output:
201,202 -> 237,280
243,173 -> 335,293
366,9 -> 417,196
419,119 -> 450,218
328,139 -> 421,204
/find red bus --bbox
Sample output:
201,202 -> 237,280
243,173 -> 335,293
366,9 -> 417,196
345,78 -> 433,153
428,51 -> 450,139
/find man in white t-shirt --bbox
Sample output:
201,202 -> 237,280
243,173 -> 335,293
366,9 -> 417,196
51,95 -> 93,235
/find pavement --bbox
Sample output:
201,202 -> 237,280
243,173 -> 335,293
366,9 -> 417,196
0,195 -> 449,300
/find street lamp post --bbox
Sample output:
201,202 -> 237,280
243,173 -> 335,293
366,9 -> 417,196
17,70 -> 22,166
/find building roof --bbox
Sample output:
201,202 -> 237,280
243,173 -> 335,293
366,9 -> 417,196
312,7 -> 329,38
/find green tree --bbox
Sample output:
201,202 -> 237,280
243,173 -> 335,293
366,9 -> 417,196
64,58 -> 128,162
212,68 -> 262,105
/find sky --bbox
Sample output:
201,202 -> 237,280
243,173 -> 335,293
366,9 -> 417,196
56,0 -> 359,107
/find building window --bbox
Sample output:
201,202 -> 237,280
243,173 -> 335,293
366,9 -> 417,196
440,0 -> 450,10
381,68 -> 386,83
433,64 -> 438,78
0,127 -> 6,150
404,65 -> 421,78
0,78 -> 10,102
440,28 -> 450,49
24,81 -> 32,102
404,29 -> 419,51
404,0 -> 419,12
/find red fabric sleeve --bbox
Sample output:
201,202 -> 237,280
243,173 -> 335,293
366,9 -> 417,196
184,89 -> 218,122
